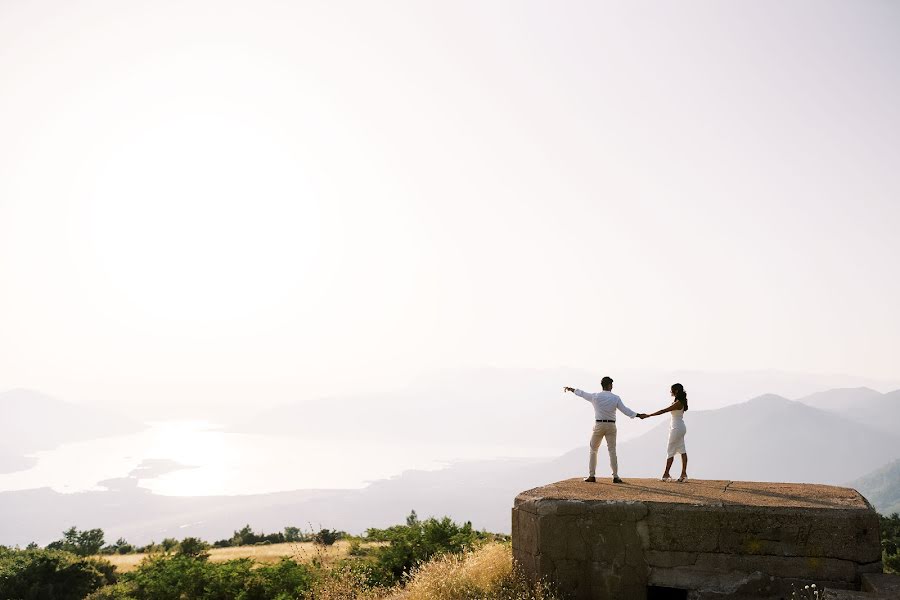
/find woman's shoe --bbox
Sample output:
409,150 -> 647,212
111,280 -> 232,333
677,475 -> 688,483
660,476 -> 672,482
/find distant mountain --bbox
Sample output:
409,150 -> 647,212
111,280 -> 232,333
230,368 -> 900,453
551,393 -> 900,485
0,389 -> 144,474
797,387 -> 883,411
231,367 -> 604,452
851,459 -> 900,516
4,387 -> 898,547
797,387 -> 900,435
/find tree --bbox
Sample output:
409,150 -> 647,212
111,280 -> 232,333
46,527 -> 105,556
231,524 -> 255,546
284,526 -> 302,542
177,537 -> 209,559
101,538 -> 134,555
313,529 -> 340,546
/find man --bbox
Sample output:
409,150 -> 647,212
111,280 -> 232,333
564,376 -> 641,483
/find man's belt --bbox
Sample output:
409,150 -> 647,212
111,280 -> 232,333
595,419 -> 615,423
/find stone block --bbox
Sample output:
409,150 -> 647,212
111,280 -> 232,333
861,572 -> 900,596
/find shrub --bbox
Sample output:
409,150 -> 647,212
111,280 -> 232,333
365,511 -> 492,584
100,538 -> 134,555
94,553 -> 316,600
46,527 -> 106,557
176,537 -> 209,558
85,582 -> 137,600
881,512 -> 900,574
347,539 -> 368,557
0,546 -> 115,600
215,524 -> 290,548
314,529 -> 341,546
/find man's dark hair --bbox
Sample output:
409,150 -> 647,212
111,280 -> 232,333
601,376 -> 614,389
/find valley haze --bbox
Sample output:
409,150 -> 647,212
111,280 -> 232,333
2,368 -> 899,547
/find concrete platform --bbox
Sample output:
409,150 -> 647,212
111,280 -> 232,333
512,478 -> 883,600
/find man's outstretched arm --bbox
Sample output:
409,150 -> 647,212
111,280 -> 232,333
616,397 -> 638,419
572,388 -> 594,401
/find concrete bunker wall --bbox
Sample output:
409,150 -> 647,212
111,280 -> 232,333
512,479 -> 882,600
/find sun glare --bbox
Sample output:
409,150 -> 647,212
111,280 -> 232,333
81,112 -> 326,324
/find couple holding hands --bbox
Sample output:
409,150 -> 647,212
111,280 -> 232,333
563,376 -> 689,484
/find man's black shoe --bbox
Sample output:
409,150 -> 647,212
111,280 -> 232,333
612,476 -> 624,483
583,476 -> 596,483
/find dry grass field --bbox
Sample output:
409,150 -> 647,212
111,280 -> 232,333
99,540 -> 378,573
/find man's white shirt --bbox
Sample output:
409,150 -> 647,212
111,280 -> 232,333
574,389 -> 637,421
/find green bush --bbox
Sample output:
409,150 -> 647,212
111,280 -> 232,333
313,529 -> 341,546
46,527 -> 106,557
176,537 -> 209,558
214,525 -> 290,548
91,553 -> 316,600
364,511 -> 492,584
100,538 -> 134,555
0,546 -> 115,600
881,513 -> 900,574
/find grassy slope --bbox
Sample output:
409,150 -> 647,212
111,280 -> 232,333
98,540 -> 381,573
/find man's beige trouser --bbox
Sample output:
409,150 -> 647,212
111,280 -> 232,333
589,421 -> 618,478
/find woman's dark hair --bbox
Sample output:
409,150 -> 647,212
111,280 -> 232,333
671,383 -> 688,411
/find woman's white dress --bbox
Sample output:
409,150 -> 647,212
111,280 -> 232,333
666,408 -> 687,458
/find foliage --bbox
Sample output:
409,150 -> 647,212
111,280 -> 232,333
882,512 -> 900,573
0,546 -> 115,600
364,511 -> 493,584
88,553 -> 316,600
47,527 -> 106,557
313,529 -> 342,546
305,562 -> 388,600
347,539 -> 368,557
855,459 -> 900,516
401,542 -> 558,600
283,527 -> 303,543
213,524 -> 305,548
176,537 -> 209,558
7,515 -> 514,599
101,539 -> 134,555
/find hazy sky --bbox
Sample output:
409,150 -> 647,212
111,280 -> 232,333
1,1 -> 899,414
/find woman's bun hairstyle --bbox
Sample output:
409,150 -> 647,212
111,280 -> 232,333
671,382 -> 688,411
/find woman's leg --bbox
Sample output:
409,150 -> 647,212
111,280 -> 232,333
680,453 -> 688,478
662,456 -> 674,479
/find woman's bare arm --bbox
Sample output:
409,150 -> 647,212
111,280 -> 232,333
646,400 -> 683,418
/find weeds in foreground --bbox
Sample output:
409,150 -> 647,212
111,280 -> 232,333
308,563 -> 390,600
394,542 -> 559,600
791,583 -> 823,600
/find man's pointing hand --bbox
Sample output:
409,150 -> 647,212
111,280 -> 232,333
563,386 -> 575,393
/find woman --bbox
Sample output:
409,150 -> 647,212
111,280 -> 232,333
639,383 -> 689,482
